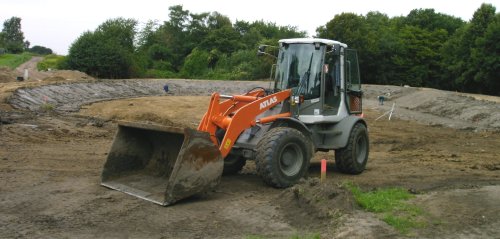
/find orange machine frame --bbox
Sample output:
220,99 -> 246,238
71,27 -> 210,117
198,88 -> 292,158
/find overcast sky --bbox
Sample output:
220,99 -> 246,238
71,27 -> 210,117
1,0 -> 498,55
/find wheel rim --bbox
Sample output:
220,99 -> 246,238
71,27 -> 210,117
355,135 -> 367,164
279,142 -> 303,177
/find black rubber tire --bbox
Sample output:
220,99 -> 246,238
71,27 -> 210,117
222,154 -> 246,175
255,127 -> 312,188
335,123 -> 369,174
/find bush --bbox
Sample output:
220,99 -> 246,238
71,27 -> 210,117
208,50 -> 273,80
37,54 -> 66,71
66,18 -> 140,79
29,45 -> 53,55
152,60 -> 174,71
180,48 -> 210,78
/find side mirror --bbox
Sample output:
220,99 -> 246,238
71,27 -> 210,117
257,45 -> 266,56
332,44 -> 340,55
257,45 -> 277,59
327,44 -> 342,56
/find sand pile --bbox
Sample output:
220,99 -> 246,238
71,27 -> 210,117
276,178 -> 356,232
0,67 -> 17,83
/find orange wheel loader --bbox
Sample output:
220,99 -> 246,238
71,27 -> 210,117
101,38 -> 369,206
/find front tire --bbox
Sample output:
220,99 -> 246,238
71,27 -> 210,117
255,127 -> 312,188
335,123 -> 369,174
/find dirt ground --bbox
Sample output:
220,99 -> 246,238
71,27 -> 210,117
1,76 -> 500,238
0,57 -> 94,112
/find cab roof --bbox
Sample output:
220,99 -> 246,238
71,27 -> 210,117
279,38 -> 348,48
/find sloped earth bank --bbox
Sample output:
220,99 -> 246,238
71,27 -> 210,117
7,80 -> 500,131
7,79 -> 269,112
1,79 -> 500,238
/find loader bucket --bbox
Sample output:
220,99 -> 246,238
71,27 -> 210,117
101,121 -> 223,206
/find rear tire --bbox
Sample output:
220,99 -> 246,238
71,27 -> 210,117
256,127 -> 312,188
222,154 -> 246,175
335,123 -> 369,174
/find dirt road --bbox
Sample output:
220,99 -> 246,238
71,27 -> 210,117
1,79 -> 500,238
14,56 -> 50,81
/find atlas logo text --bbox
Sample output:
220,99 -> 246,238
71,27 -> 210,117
260,96 -> 277,110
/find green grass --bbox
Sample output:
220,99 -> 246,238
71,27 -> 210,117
39,102 -> 55,112
345,182 -> 425,234
0,53 -> 32,69
37,54 -> 66,71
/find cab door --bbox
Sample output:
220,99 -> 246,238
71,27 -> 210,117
345,49 -> 362,114
322,51 -> 341,116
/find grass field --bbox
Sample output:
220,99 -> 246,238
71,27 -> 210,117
0,53 -> 32,69
37,54 -> 65,71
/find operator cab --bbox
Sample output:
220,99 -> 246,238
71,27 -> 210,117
273,38 -> 362,123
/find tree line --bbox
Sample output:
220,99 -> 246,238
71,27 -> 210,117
3,4 -> 499,96
64,5 -> 305,79
316,3 -> 499,95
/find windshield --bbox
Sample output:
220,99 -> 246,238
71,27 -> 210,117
274,43 -> 324,99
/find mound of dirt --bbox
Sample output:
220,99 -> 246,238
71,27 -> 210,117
0,66 -> 17,83
79,96 -> 209,128
129,112 -> 175,126
364,84 -> 500,131
42,70 -> 94,82
276,178 -> 355,233
42,76 -> 66,82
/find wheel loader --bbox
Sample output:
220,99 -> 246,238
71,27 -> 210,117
101,38 -> 369,206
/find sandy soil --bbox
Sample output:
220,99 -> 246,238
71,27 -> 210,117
1,77 -> 500,238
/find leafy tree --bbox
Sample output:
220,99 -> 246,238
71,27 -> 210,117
316,13 -> 375,84
208,49 -> 273,80
361,12 -> 397,85
29,45 -> 53,55
136,20 -> 159,50
403,9 -> 465,35
180,48 -> 210,78
96,18 -> 137,51
235,20 -> 262,49
201,26 -> 243,54
1,17 -> 25,53
66,18 -> 140,78
0,32 -> 5,49
132,5 -> 305,80
315,4 -> 499,96
153,5 -> 193,71
317,13 -> 368,49
187,12 -> 210,45
470,12 -> 500,95
207,12 -> 232,29
394,26 -> 448,87
453,3 -> 497,93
